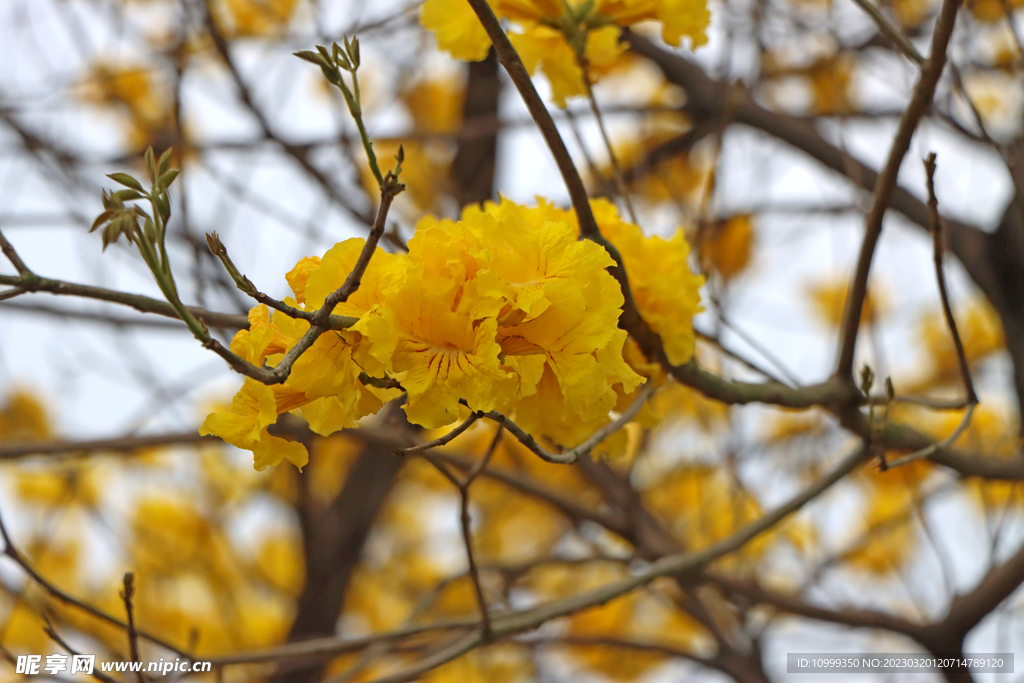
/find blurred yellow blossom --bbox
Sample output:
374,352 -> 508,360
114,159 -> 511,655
699,214 -> 755,280
808,276 -> 887,329
0,389 -> 51,441
421,0 -> 709,106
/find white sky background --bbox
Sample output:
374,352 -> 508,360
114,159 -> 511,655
1,0 -> 1024,680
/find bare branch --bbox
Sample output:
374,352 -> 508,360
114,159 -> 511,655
835,0 -> 962,378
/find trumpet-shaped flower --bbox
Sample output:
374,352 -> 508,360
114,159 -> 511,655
361,265 -> 515,428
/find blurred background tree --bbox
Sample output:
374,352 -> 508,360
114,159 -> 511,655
0,0 -> 1023,681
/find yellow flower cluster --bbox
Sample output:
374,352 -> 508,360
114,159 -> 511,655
202,198 -> 704,469
421,0 -> 710,106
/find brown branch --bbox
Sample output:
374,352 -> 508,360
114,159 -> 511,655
396,413 -> 481,454
925,153 -> 978,404
931,536 -> 1024,651
0,301 -> 211,329
314,192 -> 396,326
0,228 -> 33,277
429,450 -> 629,536
847,0 -> 925,64
472,383 -> 655,465
354,444 -> 871,680
457,426 -> 505,638
0,273 -> 248,329
44,622 -> 121,683
0,431 -> 216,460
200,0 -> 375,228
270,432 -> 406,683
706,572 -> 929,641
463,0 -> 600,240
452,50 -> 501,207
832,0 -> 962,378
120,572 -> 143,683
462,0 -> 665,375
0,508 -> 193,659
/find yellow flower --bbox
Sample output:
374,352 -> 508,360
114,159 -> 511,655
593,198 -> 704,365
461,199 -> 644,447
203,240 -> 411,469
807,276 -> 887,329
0,389 -> 51,441
844,485 -> 917,574
200,378 -> 309,470
421,0 -> 708,106
421,0 -> 495,61
285,255 -> 321,304
966,0 -> 1024,22
917,298 -> 1003,388
510,24 -> 625,107
402,77 -> 466,135
363,263 -> 514,428
698,213 -> 755,280
212,0 -> 303,38
808,54 -> 856,115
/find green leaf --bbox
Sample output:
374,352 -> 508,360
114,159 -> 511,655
349,36 -> 360,68
320,64 -> 341,86
155,193 -> 171,222
107,173 -> 144,192
90,210 -> 115,232
335,40 -> 352,70
144,147 -> 156,182
143,216 -> 157,245
205,231 -> 225,256
157,148 -> 173,177
112,189 -> 144,203
159,168 -> 181,190
294,50 -> 323,65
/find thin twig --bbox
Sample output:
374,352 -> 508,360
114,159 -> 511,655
0,287 -> 26,302
0,228 -> 33,277
360,445 -> 871,681
693,327 -> 793,385
846,0 -> 925,64
202,189 -> 398,386
835,0 -> 962,378
885,154 -> 981,468
205,232 -> 348,325
0,508 -> 193,659
481,381 -> 653,464
581,68 -> 638,224
925,152 -> 978,404
0,431 -> 216,459
458,426 -> 504,638
396,413 -> 481,454
121,572 -> 143,683
44,621 -> 121,683
362,631 -> 482,683
887,402 -> 977,467
0,273 -> 248,329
